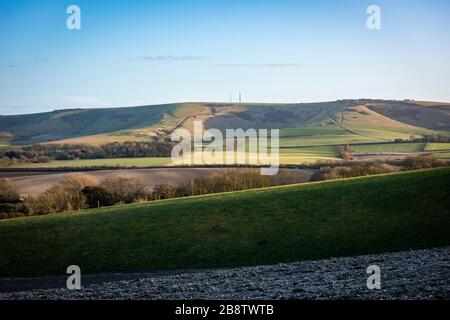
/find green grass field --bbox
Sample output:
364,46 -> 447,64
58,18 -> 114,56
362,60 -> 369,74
278,146 -> 341,163
12,157 -> 172,168
426,143 -> 450,151
10,149 -> 340,168
344,125 -> 437,141
279,126 -> 381,147
172,148 -> 341,166
0,168 -> 449,277
279,134 -> 379,147
280,126 -> 349,138
436,152 -> 450,159
280,145 -> 339,155
278,154 -> 341,164
5,141 -> 450,169
278,124 -> 444,148
349,143 -> 426,153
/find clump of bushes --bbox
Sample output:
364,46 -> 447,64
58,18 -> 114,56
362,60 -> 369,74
185,169 -> 272,195
25,174 -> 149,216
0,173 -> 151,219
0,178 -> 21,203
0,140 -> 174,167
150,170 -> 270,200
0,178 -> 27,219
150,169 -> 302,200
151,184 -> 179,200
269,170 -> 303,186
26,186 -> 88,216
311,162 -> 400,181
82,186 -> 115,208
311,156 -> 448,182
98,177 -> 148,204
62,173 -> 100,191
402,156 -> 447,170
25,173 -> 100,216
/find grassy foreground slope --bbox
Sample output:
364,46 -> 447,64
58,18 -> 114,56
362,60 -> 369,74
0,168 -> 449,276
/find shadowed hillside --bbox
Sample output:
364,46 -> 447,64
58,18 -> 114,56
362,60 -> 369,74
366,101 -> 450,131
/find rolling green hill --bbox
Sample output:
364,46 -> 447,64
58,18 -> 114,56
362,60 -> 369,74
0,103 -> 181,145
0,168 -> 449,276
1,100 -> 449,146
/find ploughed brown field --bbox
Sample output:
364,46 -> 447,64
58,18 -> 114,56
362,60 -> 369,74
0,168 -> 313,196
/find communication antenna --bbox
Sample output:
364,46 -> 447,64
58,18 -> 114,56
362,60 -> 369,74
239,91 -> 242,104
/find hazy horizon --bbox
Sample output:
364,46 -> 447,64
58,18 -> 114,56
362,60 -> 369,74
2,97 -> 450,117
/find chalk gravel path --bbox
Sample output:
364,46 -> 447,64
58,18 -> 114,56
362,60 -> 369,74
1,247 -> 449,300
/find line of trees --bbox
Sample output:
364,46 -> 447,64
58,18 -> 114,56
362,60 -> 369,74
311,156 -> 448,181
0,170 -> 302,219
0,173 -> 150,219
152,170 -> 273,200
0,141 -> 174,167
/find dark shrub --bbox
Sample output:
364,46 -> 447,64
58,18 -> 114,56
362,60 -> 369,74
101,177 -> 148,204
151,184 -> 180,200
82,186 -> 115,208
26,186 -> 87,215
0,178 -> 21,203
402,156 -> 446,170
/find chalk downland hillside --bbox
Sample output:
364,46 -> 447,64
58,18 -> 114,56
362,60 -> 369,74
0,103 -> 181,145
1,100 -> 449,146
367,100 -> 450,131
0,168 -> 449,276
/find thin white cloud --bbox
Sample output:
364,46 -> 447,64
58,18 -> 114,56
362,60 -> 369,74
34,57 -> 49,62
137,56 -> 204,61
216,63 -> 301,68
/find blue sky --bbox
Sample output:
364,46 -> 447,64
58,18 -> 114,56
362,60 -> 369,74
0,0 -> 450,114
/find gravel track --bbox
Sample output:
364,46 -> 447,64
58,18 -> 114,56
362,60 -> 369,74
1,247 -> 449,300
